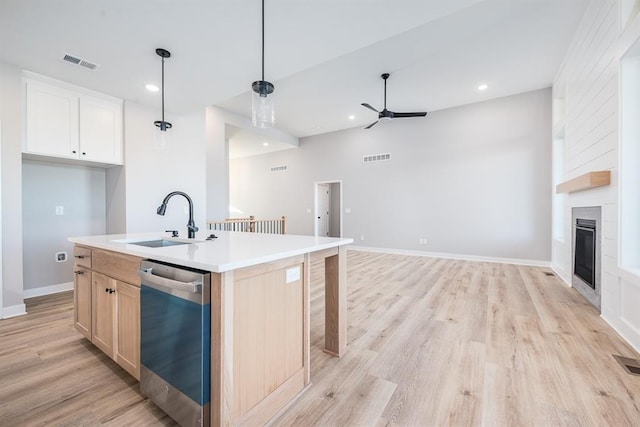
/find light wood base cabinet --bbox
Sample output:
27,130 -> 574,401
92,272 -> 116,358
73,245 -> 142,380
115,281 -> 141,379
73,266 -> 92,340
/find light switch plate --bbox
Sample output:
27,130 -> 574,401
286,266 -> 301,283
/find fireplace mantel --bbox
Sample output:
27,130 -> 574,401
556,171 -> 611,194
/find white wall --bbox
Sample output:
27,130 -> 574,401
22,160 -> 106,290
205,106 -> 299,222
552,0 -> 640,351
0,60 -> 25,316
231,88 -> 552,263
121,102 -> 207,237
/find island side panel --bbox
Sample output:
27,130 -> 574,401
303,253 -> 311,385
324,245 -> 347,357
211,271 -> 234,427
211,255 -> 309,426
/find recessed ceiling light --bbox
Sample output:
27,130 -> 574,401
478,84 -> 488,91
145,84 -> 159,92
348,115 -> 355,120
262,142 -> 270,147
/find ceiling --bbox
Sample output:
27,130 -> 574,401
0,0 -> 588,151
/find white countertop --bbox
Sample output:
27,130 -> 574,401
68,231 -> 353,273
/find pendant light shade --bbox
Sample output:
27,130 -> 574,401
154,48 -> 172,149
251,0 -> 275,128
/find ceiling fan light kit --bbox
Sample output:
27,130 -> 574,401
361,72 -> 427,129
251,0 -> 275,128
153,47 -> 172,149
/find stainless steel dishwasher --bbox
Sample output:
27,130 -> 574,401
138,260 -> 211,427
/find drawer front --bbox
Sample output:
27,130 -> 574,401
92,249 -> 142,286
73,245 -> 92,268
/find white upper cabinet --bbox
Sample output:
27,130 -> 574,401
24,74 -> 123,166
25,81 -> 80,159
79,95 -> 123,164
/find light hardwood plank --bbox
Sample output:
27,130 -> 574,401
3,252 -> 640,426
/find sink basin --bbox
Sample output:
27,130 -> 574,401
128,239 -> 191,248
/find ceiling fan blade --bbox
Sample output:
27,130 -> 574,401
364,120 -> 379,129
392,112 -> 427,118
361,103 -> 379,113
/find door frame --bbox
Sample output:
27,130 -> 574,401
313,180 -> 343,238
0,121 -> 4,318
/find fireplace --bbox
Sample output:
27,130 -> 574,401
575,219 -> 596,289
571,207 -> 601,310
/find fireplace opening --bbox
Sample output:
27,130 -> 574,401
571,207 -> 601,310
574,218 -> 596,289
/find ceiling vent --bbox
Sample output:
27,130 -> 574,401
270,165 -> 288,172
363,153 -> 391,163
62,53 -> 98,71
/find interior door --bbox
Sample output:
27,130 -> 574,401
317,184 -> 330,237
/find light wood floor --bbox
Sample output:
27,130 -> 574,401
2,251 -> 640,426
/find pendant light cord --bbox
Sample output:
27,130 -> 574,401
161,56 -> 165,122
261,0 -> 265,81
384,78 -> 387,109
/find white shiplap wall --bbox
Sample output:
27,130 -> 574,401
553,0 -> 640,352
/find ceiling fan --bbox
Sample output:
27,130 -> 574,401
361,73 -> 427,129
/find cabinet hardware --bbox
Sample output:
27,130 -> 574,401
82,152 -> 86,155
105,288 -> 109,293
74,270 -> 84,275
75,255 -> 85,259
72,150 -> 77,154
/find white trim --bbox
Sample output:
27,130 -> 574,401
348,245 -> 551,267
2,303 -> 26,319
551,264 -> 572,287
600,315 -> 640,356
0,120 -> 3,319
23,281 -> 73,299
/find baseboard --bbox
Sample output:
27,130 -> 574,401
2,303 -> 27,319
23,281 -> 73,299
600,315 -> 640,356
348,245 -> 551,267
551,264 -> 571,287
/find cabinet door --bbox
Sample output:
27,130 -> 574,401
115,281 -> 140,380
25,80 -> 79,158
79,95 -> 123,164
73,265 -> 92,340
92,272 -> 116,358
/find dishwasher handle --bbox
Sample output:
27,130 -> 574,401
138,268 -> 202,293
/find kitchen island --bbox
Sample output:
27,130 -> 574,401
69,231 -> 353,426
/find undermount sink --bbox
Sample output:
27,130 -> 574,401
128,239 -> 191,248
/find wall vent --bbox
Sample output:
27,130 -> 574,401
270,165 -> 288,172
62,53 -> 98,71
363,153 -> 391,163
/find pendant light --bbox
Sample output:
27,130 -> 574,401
154,48 -> 172,149
251,0 -> 275,128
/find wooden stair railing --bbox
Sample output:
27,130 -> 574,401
207,216 -> 287,234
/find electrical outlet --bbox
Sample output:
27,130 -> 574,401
419,238 -> 428,245
55,206 -> 64,215
345,207 -> 352,214
55,252 -> 67,262
360,235 -> 365,241
286,266 -> 301,283
306,208 -> 311,213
